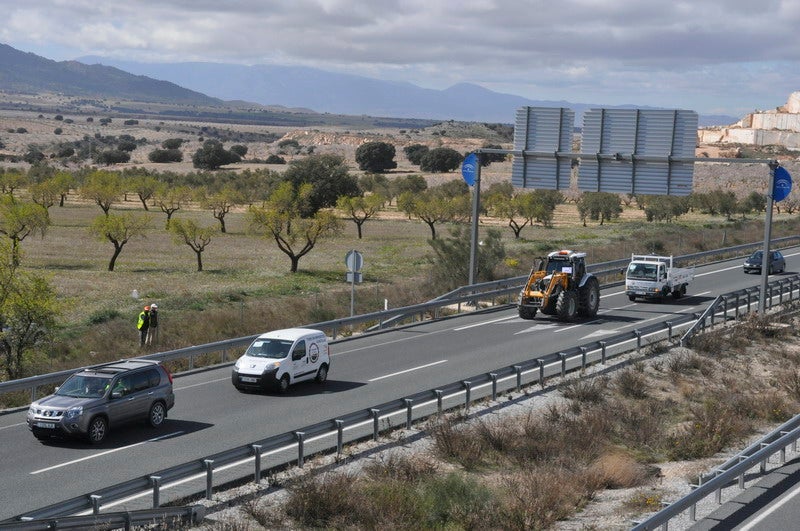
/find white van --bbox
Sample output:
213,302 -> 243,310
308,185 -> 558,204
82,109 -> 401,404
232,328 -> 330,393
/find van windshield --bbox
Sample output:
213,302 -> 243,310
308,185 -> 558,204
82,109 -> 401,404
246,339 -> 293,359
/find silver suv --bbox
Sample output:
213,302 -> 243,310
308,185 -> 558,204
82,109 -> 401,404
27,359 -> 175,444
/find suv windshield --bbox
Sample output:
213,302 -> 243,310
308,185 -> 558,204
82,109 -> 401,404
56,374 -> 112,398
246,339 -> 293,359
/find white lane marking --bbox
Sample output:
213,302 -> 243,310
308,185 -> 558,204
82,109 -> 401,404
515,324 -> 558,335
335,326 -> 455,355
368,360 -> 447,382
739,480 -> 800,531
0,422 -> 26,431
556,319 -> 602,333
175,377 -> 230,391
454,315 -> 518,331
582,329 -> 619,339
30,431 -> 184,475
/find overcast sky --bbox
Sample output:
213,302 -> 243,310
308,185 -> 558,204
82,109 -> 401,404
2,0 -> 799,117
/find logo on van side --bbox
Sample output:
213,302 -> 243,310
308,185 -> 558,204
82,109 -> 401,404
309,343 -> 320,363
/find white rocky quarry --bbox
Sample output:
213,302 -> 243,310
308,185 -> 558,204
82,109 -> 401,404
699,91 -> 800,148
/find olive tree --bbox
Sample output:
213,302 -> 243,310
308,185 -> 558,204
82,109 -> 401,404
89,213 -> 151,271
248,182 -> 342,272
169,218 -> 217,272
0,239 -> 59,380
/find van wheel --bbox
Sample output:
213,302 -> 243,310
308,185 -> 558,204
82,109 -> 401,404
278,375 -> 290,393
87,416 -> 108,444
315,364 -> 328,384
148,402 -> 166,428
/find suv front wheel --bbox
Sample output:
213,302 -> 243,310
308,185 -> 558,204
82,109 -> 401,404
87,416 -> 108,444
148,402 -> 166,428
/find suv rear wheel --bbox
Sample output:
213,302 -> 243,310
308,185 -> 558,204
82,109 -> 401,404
87,416 -> 108,444
148,402 -> 166,428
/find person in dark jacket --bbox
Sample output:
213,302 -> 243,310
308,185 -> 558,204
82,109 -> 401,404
145,304 -> 159,346
137,306 -> 150,346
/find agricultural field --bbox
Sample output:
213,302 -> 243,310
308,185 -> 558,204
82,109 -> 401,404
1,102 -> 799,378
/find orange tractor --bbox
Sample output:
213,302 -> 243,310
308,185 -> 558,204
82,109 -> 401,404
517,250 -> 600,321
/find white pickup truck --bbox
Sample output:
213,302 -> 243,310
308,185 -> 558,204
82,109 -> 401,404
625,254 -> 694,301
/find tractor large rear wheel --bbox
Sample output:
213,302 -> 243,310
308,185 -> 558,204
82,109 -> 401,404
556,290 -> 578,321
578,277 -> 600,317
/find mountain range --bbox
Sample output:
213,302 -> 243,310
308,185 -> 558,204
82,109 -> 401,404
0,43 -> 737,126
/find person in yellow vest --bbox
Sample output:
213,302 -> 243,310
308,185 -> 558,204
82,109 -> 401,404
145,304 -> 159,346
137,305 -> 150,347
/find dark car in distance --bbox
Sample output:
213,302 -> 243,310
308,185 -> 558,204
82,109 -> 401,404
743,250 -> 786,275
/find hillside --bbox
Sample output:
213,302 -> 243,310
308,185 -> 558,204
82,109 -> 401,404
0,44 -> 220,106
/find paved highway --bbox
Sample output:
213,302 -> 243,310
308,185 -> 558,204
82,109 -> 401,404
0,250 -> 797,520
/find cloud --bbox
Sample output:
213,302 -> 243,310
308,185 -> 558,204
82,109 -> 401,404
1,0 -> 798,115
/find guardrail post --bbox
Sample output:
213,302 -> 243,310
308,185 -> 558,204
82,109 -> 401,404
252,444 -> 262,483
747,289 -> 753,313
336,420 -> 344,456
734,293 -> 741,319
779,281 -> 784,305
760,443 -> 769,473
490,373 -> 498,400
600,341 -> 607,364
30,386 -> 36,404
738,456 -> 746,489
665,321 -> 673,342
559,353 -> 567,377
189,354 -> 195,370
150,475 -> 161,508
435,390 -> 443,413
404,399 -> 413,429
463,380 -> 472,411
723,297 -> 729,321
371,409 -> 380,440
295,431 -> 305,467
635,330 -> 642,351
514,365 -> 522,392
204,460 -> 214,500
221,348 -> 228,364
90,494 -> 101,515
539,359 -> 545,388
580,347 -> 587,369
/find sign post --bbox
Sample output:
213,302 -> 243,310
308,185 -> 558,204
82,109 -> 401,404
345,250 -> 363,317
462,153 -> 481,286
758,165 -> 792,314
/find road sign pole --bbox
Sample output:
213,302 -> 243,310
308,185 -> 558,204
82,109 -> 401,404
350,269 -> 355,317
758,162 -> 779,314
468,155 -> 482,286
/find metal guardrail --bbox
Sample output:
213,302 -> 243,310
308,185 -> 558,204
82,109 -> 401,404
6,274 -> 800,524
0,505 -> 205,530
3,235 -> 799,406
632,414 -> 800,530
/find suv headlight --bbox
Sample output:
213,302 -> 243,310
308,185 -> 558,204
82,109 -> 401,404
65,406 -> 83,419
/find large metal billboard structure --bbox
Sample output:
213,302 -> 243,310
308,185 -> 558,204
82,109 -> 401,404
579,109 -> 697,196
510,106 -> 574,190
511,107 -> 698,196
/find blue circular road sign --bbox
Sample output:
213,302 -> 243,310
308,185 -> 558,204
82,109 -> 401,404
773,166 -> 793,202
